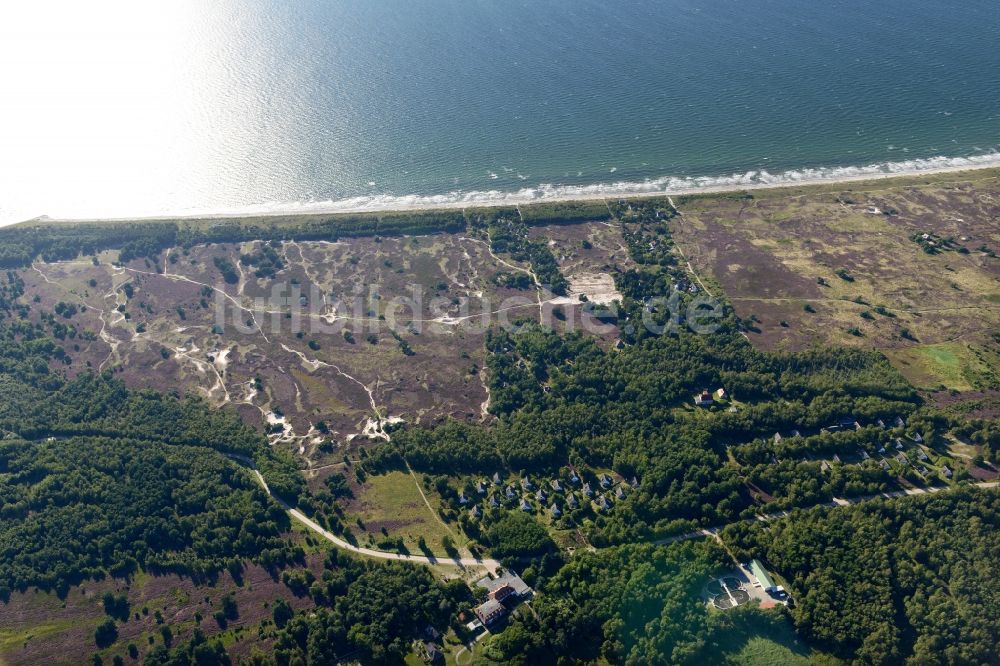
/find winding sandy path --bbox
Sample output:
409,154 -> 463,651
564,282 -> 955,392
124,266 -> 271,343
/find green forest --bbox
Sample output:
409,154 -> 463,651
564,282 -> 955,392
723,489 -> 1000,665
0,264 -> 306,602
366,198 -> 997,552
2,201 -> 999,665
484,540 -> 729,664
0,209 -> 466,270
269,551 -> 470,664
369,301 -> 930,544
0,436 -> 298,597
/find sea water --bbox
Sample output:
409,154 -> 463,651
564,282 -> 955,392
1,0 -> 998,224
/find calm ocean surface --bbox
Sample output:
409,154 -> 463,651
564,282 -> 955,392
1,0 -> 999,224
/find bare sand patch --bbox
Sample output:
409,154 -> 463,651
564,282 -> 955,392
566,272 -> 621,305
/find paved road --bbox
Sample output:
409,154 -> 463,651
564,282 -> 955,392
247,467 -> 501,574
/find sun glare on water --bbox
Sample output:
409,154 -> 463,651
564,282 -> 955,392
0,1 -> 244,223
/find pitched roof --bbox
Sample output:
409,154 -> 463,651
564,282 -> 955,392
750,559 -> 777,590
474,599 -> 506,625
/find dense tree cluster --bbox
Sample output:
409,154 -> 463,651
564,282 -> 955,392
492,270 -> 534,290
480,215 -> 569,295
0,436 -> 299,597
270,551 -> 465,664
143,628 -> 230,666
723,489 -> 1000,664
953,416 -> 1000,462
612,198 -> 678,267
240,241 -> 286,278
0,209 -> 469,270
0,370 -> 304,503
138,551 -> 470,665
484,540 -> 731,665
741,458 -> 892,510
517,201 -> 611,226
368,420 -> 502,474
212,256 -> 239,284
0,221 -> 180,268
484,512 -> 557,558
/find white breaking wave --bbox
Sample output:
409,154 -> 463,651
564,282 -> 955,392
8,151 -> 1000,225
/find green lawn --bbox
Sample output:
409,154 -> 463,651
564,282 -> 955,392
707,610 -> 843,666
349,471 -> 467,555
886,342 -> 1000,391
727,634 -> 813,666
0,620 -> 82,654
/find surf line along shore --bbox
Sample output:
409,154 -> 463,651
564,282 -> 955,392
16,158 -> 1000,228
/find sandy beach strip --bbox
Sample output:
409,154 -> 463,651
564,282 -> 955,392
16,156 -> 1000,228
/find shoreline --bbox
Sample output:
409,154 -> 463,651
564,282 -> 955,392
15,156 -> 1000,227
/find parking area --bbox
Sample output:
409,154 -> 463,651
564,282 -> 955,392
705,562 -> 791,611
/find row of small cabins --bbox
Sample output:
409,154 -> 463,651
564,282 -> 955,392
765,415 -> 930,453
733,412 -> 958,483
457,470 -> 635,518
770,417 -> 956,481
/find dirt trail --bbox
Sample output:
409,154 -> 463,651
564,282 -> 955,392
463,233 -> 546,319
32,263 -> 127,370
124,266 -> 271,343
405,460 -> 462,541
278,343 -> 398,441
666,196 -> 715,299
478,368 -> 492,421
241,462 -> 499,574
